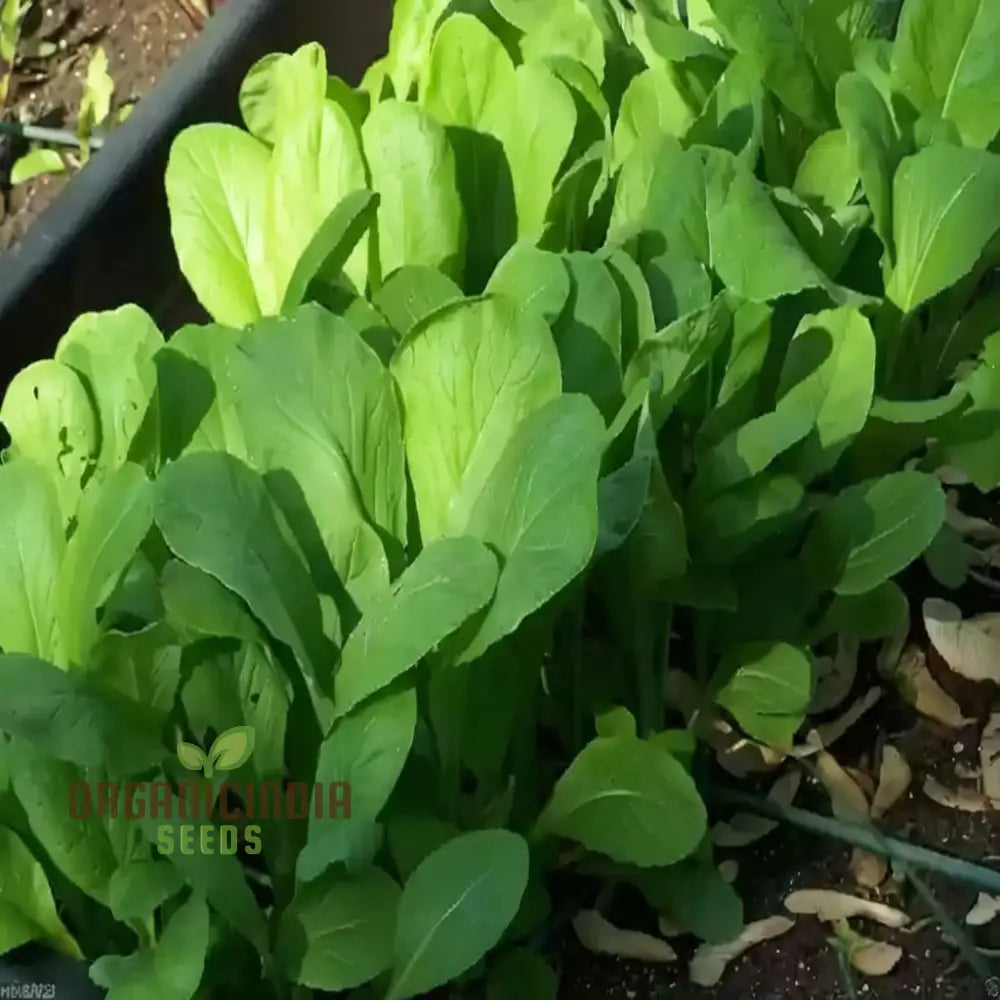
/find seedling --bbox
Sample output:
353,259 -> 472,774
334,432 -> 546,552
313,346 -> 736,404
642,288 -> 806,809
177,726 -> 255,779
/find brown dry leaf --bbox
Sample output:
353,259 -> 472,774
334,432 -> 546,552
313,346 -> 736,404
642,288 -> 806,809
850,846 -> 888,888
665,669 -> 703,721
810,637 -> 859,714
923,598 -> 1000,684
845,766 -> 876,799
719,860 -> 739,883
801,687 -> 883,752
852,941 -> 904,976
893,645 -> 972,728
956,761 -> 982,781
982,713 -> 1000,800
688,916 -> 795,987
573,910 -> 678,962
784,889 -> 910,928
923,775 -> 998,812
817,751 -> 871,822
712,770 -> 802,848
714,722 -> 786,778
965,893 -> 1000,927
871,745 -> 912,819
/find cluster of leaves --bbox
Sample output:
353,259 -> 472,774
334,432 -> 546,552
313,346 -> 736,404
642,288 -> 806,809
2,0 -> 1000,996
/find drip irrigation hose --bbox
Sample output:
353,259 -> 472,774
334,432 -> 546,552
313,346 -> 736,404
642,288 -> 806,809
0,120 -> 105,150
707,784 -> 1000,896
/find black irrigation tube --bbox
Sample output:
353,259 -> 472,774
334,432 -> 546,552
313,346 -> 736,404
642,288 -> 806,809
0,0 -> 392,386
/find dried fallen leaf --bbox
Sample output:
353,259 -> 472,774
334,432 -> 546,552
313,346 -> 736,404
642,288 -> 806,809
573,910 -> 677,962
712,770 -> 802,848
982,713 -> 1000,801
945,492 -> 1000,543
893,645 -> 972,728
923,598 -> 1000,684
845,766 -> 876,799
871,745 -> 912,819
810,637 -> 859,714
688,916 -> 795,987
923,775 -> 998,812
784,889 -> 909,928
966,893 -> 1000,927
714,722 -> 786,778
852,941 -> 903,976
817,751 -> 870,822
955,762 -> 982,781
657,914 -> 683,938
719,860 -> 739,883
850,846 -> 888,889
804,687 -> 883,750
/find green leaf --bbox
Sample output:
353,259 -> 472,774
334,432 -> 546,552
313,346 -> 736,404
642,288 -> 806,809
715,642 -> 811,748
519,0 -> 604,82
161,561 -> 256,642
9,148 -> 66,185
891,0 -> 1000,149
176,742 -> 207,771
803,471 -> 947,595
239,43 -> 328,144
298,687 -> 417,881
0,825 -> 81,960
793,129 -> 858,209
154,452 -> 332,717
386,830 -> 530,1000
89,891 -> 209,1000
373,265 -> 463,334
281,190 -> 379,313
0,654 -> 166,771
208,725 -> 255,771
334,537 -> 499,714
108,859 -> 185,923
486,243 -> 571,325
613,67 -> 697,170
486,948 -> 558,1000
54,304 -> 163,471
816,580 -> 910,641
385,814 -> 461,882
362,99 -> 465,283
384,0 -> 451,98
460,395 -> 606,663
685,53 -> 765,162
391,296 -> 561,541
534,735 -> 707,867
277,867 -> 400,990
165,124 -> 270,327
886,145 -> 1000,313
924,521 -> 970,589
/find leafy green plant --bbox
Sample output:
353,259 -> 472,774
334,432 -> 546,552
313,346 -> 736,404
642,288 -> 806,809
0,0 -> 30,105
0,0 -> 998,997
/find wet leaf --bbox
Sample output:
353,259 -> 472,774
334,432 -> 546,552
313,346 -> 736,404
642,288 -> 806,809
572,910 -> 677,962
688,916 -> 795,987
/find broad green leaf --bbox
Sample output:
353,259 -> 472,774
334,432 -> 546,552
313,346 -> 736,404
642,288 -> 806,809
362,100 -> 465,283
685,52 -> 765,161
391,295 -> 561,541
835,71 -> 901,256
384,0 -> 451,98
54,305 -> 163,470
239,43 -> 328,144
334,537 -> 498,713
373,265 -> 464,334
154,452 -> 332,715
714,642 -> 811,748
89,891 -> 209,1000
816,580 -> 909,641
267,100 -> 370,307
109,860 -> 185,922
925,521 -> 970,589
0,359 -> 96,521
534,735 -> 707,866
0,655 -> 167,771
891,0 -> 1000,149
601,248 -> 656,365
486,244 -> 571,325
281,190 -> 379,313
386,830 -> 529,1000
491,0 -> 556,31
886,145 -> 1000,313
0,459 -> 63,659
165,124 -> 270,327
56,464 -> 154,668
613,67 -> 697,169
0,825 -> 81,959
161,560 -> 257,642
793,129 -> 858,208
519,0 -> 604,83
9,743 -> 117,905
803,471 -> 946,595
277,868 -> 400,990
298,687 -> 417,880
386,815 -> 461,882
460,395 -> 605,662
486,948 -> 557,1000
230,306 -> 406,612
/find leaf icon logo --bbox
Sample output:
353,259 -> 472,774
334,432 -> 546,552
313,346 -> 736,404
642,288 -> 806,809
176,726 -> 255,778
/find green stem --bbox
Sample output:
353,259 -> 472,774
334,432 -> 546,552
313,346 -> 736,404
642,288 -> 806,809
656,603 -> 674,732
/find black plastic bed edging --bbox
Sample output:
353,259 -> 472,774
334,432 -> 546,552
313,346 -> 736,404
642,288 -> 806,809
0,0 -> 392,388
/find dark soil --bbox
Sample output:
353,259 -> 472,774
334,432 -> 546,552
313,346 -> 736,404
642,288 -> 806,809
0,0 -> 203,252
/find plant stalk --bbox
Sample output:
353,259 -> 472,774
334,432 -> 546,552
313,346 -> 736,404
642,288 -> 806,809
0,119 -> 105,149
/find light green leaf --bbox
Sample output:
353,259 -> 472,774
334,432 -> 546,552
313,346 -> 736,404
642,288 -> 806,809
519,0 -> 604,83
685,52 -> 766,162
277,867 -> 400,990
391,295 -> 561,541
803,471 -> 947,595
239,43 -> 328,144
161,560 -> 257,642
384,0 -> 451,98
0,825 -> 81,960
9,148 -> 66,185
208,725 -> 255,771
298,687 -> 417,880
165,124 -> 270,327
460,395 -> 605,662
486,243 -> 570,325
386,830 -> 529,1000
715,642 -> 811,748
89,891 -> 209,1000
176,742 -> 206,771
613,67 -> 697,170
108,860 -> 185,923
891,0 -> 1000,149
886,145 -> 1000,314
373,265 -> 463,334
793,129 -> 858,209
534,735 -> 707,866
334,537 -> 498,714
